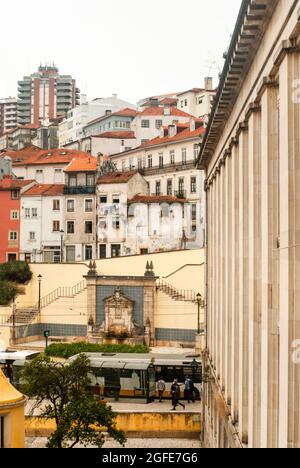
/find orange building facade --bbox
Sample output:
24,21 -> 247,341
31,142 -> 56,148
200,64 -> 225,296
0,177 -> 34,263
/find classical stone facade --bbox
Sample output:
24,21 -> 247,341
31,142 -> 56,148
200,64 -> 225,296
198,0 -> 300,449
85,262 -> 157,346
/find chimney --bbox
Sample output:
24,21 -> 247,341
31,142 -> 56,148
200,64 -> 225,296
204,77 -> 213,91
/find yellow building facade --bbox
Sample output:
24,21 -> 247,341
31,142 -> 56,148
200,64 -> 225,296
0,250 -> 205,349
0,370 -> 26,448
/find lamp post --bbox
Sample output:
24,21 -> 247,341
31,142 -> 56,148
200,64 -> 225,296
38,275 -> 42,314
196,293 -> 201,335
60,230 -> 64,263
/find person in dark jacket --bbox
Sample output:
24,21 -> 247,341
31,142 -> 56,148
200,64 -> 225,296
171,379 -> 185,411
185,376 -> 195,403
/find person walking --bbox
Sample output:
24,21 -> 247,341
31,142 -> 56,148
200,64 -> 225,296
171,379 -> 185,411
157,377 -> 166,402
185,376 -> 195,403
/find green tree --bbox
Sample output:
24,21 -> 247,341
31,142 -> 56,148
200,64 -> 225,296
21,354 -> 126,449
0,281 -> 20,306
0,261 -> 32,284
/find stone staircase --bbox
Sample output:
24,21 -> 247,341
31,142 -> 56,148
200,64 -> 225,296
10,280 -> 87,326
157,279 -> 197,303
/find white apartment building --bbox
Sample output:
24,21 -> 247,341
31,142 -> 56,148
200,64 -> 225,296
79,132 -> 136,157
131,106 -> 194,146
0,98 -> 17,136
59,95 -> 136,147
20,184 -> 65,263
110,119 -> 206,248
97,171 -> 149,259
177,78 -> 215,120
97,171 -> 191,258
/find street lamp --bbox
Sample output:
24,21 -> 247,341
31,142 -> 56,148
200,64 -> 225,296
60,230 -> 64,263
38,275 -> 43,314
196,293 -> 201,335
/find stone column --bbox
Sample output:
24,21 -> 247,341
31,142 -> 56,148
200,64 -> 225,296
224,150 -> 232,406
247,107 -> 262,449
238,126 -> 249,446
231,142 -> 239,423
85,274 -> 98,333
278,51 -> 300,449
260,81 -> 280,448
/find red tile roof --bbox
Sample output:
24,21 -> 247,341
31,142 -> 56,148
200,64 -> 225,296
93,131 -> 136,140
128,195 -> 187,204
1,147 -> 92,167
22,184 -> 65,197
137,107 -> 193,117
98,171 -> 139,184
159,98 -> 179,106
0,178 -> 34,191
140,124 -> 205,149
65,156 -> 97,173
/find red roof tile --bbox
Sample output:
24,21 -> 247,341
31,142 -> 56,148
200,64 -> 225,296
22,184 -> 65,197
65,156 -> 97,173
98,171 -> 139,184
1,147 -> 92,167
0,178 -> 34,191
140,124 -> 205,149
137,107 -> 193,117
128,195 -> 187,204
93,131 -> 136,140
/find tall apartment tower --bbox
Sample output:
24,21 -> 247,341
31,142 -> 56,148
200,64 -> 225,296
0,98 -> 17,136
17,64 -> 80,126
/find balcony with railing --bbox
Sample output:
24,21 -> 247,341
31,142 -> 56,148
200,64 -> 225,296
64,185 -> 96,195
174,190 -> 187,199
139,160 -> 196,177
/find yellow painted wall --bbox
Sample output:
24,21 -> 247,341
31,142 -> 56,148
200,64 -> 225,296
1,250 -> 205,338
25,412 -> 200,438
0,405 -> 25,448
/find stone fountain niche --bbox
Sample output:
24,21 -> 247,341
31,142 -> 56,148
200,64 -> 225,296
102,287 -> 144,341
85,261 -> 157,346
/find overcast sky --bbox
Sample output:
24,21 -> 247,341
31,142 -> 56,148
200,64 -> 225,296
0,0 -> 242,104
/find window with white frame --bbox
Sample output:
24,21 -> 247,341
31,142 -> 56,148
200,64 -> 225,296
9,231 -> 18,241
25,208 -> 30,218
53,200 -> 60,211
191,176 -> 197,193
32,208 -> 38,218
85,199 -> 93,212
155,120 -> 163,129
29,232 -> 36,241
11,210 -> 19,220
159,153 -> 164,169
182,148 -> 187,164
67,200 -> 75,212
170,150 -> 175,165
148,154 -> 153,169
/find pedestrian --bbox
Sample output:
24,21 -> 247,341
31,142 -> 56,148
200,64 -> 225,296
157,377 -> 166,402
171,379 -> 185,411
185,376 -> 195,403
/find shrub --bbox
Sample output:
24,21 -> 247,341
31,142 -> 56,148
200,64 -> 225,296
45,342 -> 150,359
0,261 -> 32,284
0,281 -> 20,306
